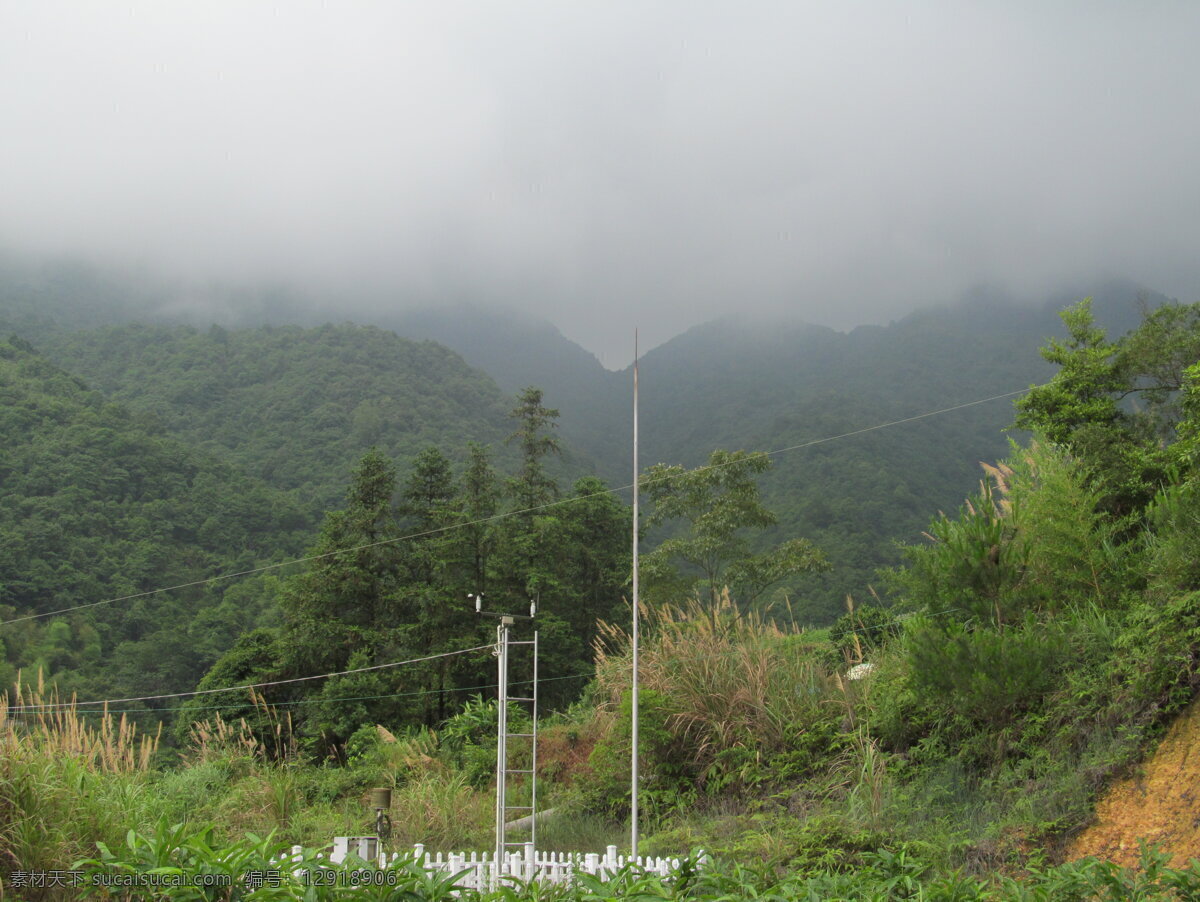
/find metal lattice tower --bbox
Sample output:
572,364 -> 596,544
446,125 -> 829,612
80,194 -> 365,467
473,595 -> 539,870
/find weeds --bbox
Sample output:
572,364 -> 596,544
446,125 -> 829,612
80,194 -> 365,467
185,688 -> 295,764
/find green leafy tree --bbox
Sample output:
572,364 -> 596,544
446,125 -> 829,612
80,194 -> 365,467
281,449 -> 404,671
400,446 -> 455,533
557,476 -> 633,644
1014,299 -> 1125,446
642,449 -> 828,608
493,391 -> 632,705
1116,302 -> 1200,430
1015,298 -> 1200,514
395,446 -> 489,723
1147,363 -> 1200,590
397,445 -> 456,589
494,387 -> 564,604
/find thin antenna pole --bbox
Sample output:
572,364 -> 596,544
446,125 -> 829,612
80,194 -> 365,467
631,330 -> 640,859
495,619 -> 509,871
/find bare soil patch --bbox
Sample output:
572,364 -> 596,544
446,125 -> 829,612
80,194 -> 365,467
1067,697 -> 1200,868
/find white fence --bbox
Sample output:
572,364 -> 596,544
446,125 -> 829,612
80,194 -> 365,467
320,840 -> 686,891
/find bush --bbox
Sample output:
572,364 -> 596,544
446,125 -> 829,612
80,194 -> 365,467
580,687 -> 695,820
829,602 -> 899,666
904,614 -> 1061,730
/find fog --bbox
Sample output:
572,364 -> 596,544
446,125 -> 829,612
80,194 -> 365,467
2,2 -> 1198,365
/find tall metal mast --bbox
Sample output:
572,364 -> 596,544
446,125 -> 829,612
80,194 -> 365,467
631,332 -> 640,859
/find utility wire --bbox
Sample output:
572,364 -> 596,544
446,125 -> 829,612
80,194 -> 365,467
5,671 -> 594,717
761,390 -> 1028,460
5,605 -> 968,715
5,645 -> 492,712
1,386 -> 1028,628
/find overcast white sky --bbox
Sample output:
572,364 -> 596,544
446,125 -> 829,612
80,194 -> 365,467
2,2 -> 1198,364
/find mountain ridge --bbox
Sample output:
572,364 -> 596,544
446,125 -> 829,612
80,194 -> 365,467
2,257 -> 1181,621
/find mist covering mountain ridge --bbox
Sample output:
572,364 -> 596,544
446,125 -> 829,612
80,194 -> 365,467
0,256 -> 1177,620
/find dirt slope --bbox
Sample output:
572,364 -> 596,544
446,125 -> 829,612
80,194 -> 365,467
1067,697 -> 1200,868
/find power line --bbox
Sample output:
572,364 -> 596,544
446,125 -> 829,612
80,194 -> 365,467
5,645 -> 493,712
1,386 -> 1029,628
6,602 -> 971,716
5,671 -> 595,717
761,389 -> 1028,460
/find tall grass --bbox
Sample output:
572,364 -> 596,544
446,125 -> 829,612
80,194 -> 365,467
184,688 -> 295,764
0,674 -> 159,881
593,592 -> 837,785
2,671 -> 160,772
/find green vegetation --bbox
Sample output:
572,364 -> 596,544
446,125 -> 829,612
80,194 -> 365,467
8,677 -> 1200,900
0,322 -> 628,742
177,386 -> 631,756
0,336 -> 310,705
64,829 -> 1200,900
561,307 -> 1072,625
2,264 -> 1169,626
641,450 -> 828,608
21,322 -> 520,514
5,296 -> 1200,898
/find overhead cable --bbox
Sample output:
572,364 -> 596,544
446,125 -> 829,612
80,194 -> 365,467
5,644 -> 493,712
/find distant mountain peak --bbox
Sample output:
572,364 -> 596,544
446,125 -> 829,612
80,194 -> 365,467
383,303 -> 609,393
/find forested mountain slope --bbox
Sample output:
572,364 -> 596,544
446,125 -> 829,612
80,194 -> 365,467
2,256 -> 1175,624
393,282 -> 1166,621
623,307 -> 1056,619
385,304 -> 628,473
22,323 -> 530,515
0,336 -> 311,702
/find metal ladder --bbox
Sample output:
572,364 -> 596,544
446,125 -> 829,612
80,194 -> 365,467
495,620 -> 539,866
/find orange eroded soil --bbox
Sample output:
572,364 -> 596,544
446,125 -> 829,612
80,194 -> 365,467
1067,696 -> 1200,868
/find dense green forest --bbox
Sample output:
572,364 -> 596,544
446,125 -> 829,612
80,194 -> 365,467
0,262 -> 1182,719
0,328 -> 633,741
182,387 -> 632,756
0,336 -> 312,704
17,322 -> 527,516
2,261 -> 1172,625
